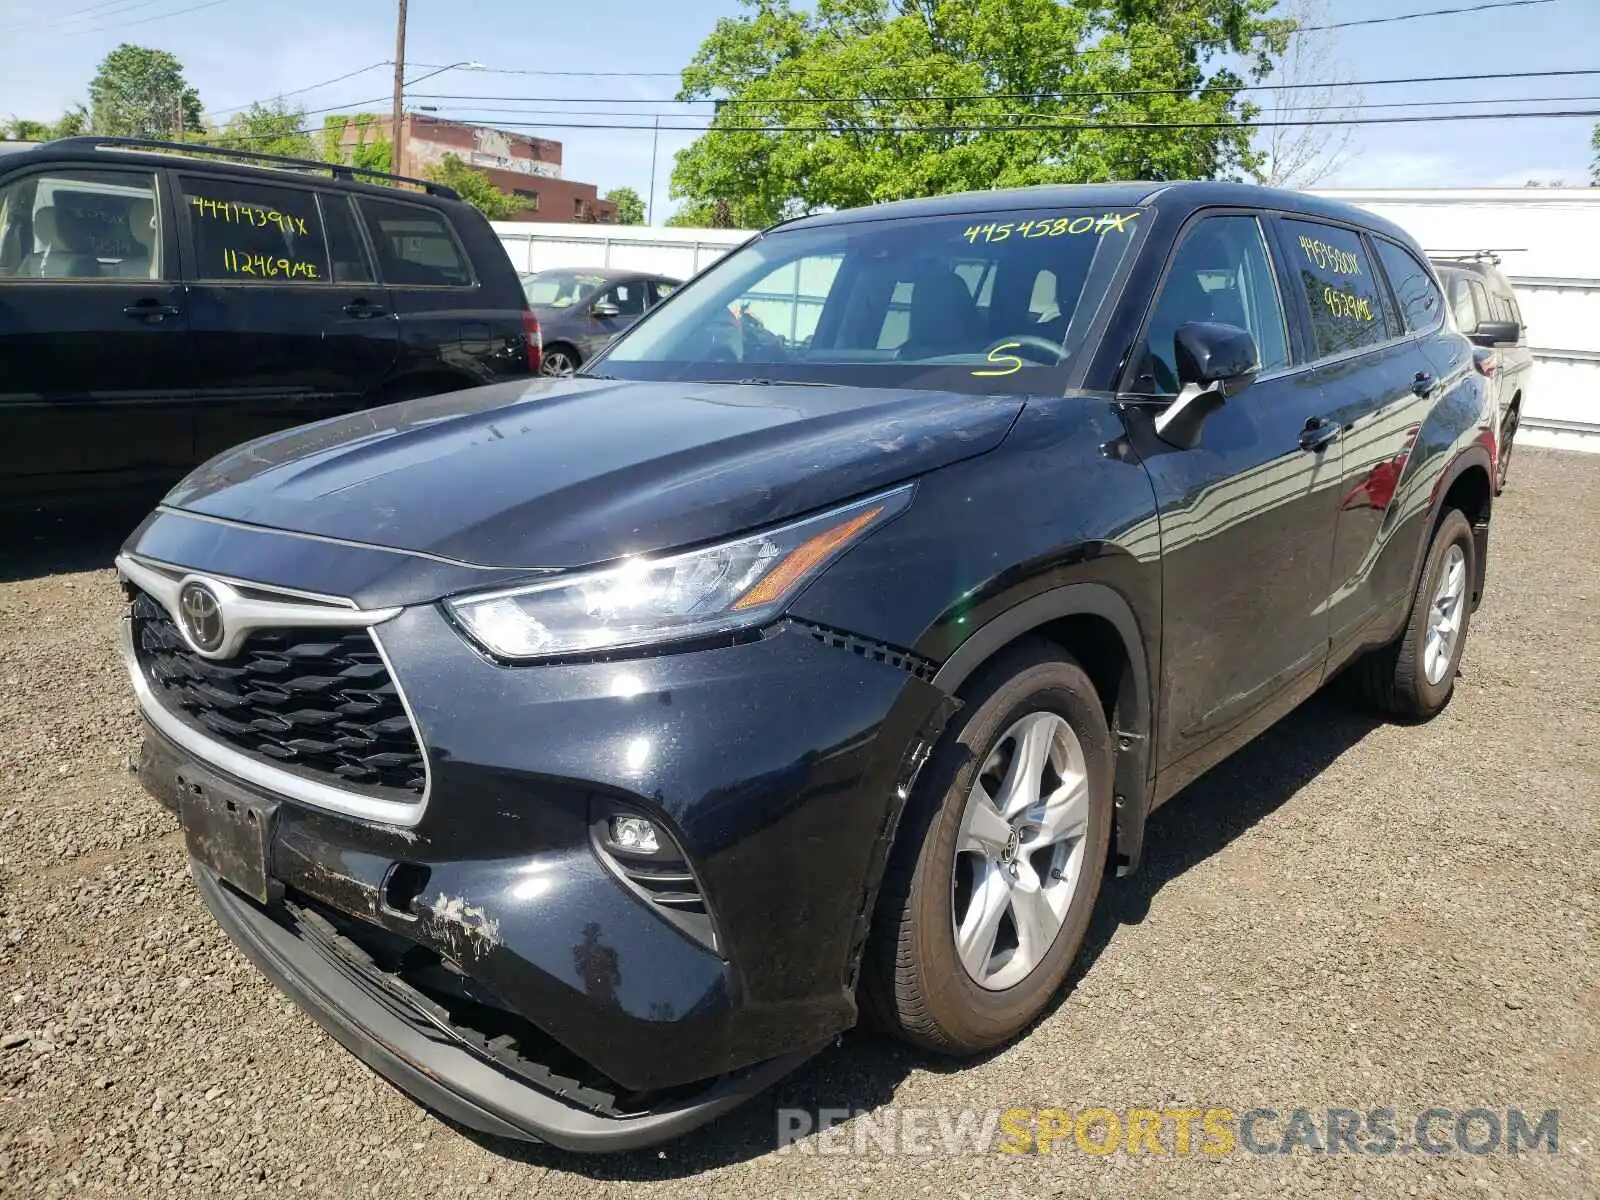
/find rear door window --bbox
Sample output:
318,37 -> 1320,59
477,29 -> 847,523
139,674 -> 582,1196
181,176 -> 328,282
358,198 -> 471,286
1281,219 -> 1391,359
320,194 -> 374,284
0,168 -> 164,280
1373,240 -> 1444,333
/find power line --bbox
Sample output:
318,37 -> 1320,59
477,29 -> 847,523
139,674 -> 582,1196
1297,0 -> 1556,31
410,66 -> 1600,108
53,0 -> 233,36
422,92 -> 1600,121
215,106 -> 1600,145
0,0 -> 188,33
405,0 -> 1567,80
208,62 -> 392,120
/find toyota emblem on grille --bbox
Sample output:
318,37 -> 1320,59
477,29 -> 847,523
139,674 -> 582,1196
178,582 -> 225,653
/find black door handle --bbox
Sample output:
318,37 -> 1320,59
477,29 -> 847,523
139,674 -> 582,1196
342,300 -> 388,319
122,300 -> 181,322
1412,372 -> 1439,397
1299,416 -> 1342,453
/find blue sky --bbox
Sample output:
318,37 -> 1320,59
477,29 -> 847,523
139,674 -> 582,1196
3,0 -> 1596,220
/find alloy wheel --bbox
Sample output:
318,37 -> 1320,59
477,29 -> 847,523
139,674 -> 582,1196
951,710 -> 1091,991
541,350 -> 576,377
1424,543 -> 1468,685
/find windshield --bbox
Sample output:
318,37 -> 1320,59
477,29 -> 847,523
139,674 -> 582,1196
596,207 -> 1143,391
523,269 -> 607,308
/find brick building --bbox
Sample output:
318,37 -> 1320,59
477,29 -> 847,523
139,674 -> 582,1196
342,115 -> 616,224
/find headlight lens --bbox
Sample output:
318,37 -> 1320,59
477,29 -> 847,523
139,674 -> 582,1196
445,486 -> 911,660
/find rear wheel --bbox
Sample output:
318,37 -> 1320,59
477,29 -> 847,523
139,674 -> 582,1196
861,643 -> 1112,1054
1349,508 -> 1476,720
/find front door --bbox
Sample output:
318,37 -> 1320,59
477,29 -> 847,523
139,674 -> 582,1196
0,165 -> 192,502
1123,213 -> 1344,786
580,278 -> 651,361
177,175 -> 398,460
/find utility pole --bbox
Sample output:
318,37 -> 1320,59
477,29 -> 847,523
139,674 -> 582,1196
391,0 -> 408,174
647,115 -> 660,225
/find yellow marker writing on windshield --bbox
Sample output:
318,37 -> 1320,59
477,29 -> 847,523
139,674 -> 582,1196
972,342 -> 1025,377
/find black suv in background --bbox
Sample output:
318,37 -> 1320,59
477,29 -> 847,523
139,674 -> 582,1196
120,182 -> 1495,1150
1431,253 -> 1530,491
0,138 -> 536,507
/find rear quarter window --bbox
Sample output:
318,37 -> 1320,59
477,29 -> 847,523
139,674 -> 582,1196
1373,240 -> 1443,333
1281,219 -> 1391,359
358,198 -> 471,287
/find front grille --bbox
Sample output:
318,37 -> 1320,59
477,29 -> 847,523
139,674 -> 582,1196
131,590 -> 425,798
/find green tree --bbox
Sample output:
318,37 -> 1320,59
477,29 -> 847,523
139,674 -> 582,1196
2,108 -> 87,142
670,0 -> 1291,225
211,100 -> 315,160
424,153 -> 530,219
604,186 -> 646,224
88,44 -> 203,138
3,118 -> 52,141
320,114 -> 391,173
1591,122 -> 1599,185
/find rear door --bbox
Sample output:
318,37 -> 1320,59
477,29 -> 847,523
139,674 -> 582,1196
1283,222 -> 1442,663
355,196 -> 496,384
1127,212 -> 1341,780
0,164 -> 192,501
178,174 -> 399,460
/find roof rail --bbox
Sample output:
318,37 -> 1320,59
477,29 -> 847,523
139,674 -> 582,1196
46,137 -> 460,199
1426,248 -> 1524,265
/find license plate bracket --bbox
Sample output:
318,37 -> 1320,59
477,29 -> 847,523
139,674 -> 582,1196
178,772 -> 279,904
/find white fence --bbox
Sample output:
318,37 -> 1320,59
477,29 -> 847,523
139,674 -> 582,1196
490,221 -> 748,280
498,190 -> 1600,452
1314,188 -> 1600,453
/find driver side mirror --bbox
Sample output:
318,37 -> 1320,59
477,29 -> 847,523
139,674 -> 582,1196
1154,321 -> 1260,449
591,299 -> 621,319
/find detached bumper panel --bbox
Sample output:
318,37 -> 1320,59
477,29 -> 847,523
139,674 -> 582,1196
192,863 -> 819,1152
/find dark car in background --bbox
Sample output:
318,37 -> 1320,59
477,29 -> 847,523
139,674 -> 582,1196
1431,253 -> 1530,491
0,137 -> 536,508
520,266 -> 679,375
120,181 -> 1496,1150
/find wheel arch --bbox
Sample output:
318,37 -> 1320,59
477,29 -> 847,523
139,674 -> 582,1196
931,583 -> 1155,875
1428,444 -> 1493,608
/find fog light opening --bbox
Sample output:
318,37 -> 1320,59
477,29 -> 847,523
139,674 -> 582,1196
610,815 -> 660,854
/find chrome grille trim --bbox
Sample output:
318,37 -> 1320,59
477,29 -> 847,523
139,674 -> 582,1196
117,555 -> 432,829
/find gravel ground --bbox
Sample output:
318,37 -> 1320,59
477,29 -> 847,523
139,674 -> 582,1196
1,448 -> 1596,1199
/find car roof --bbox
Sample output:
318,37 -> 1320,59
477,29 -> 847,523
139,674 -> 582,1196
521,267 -> 677,283
775,180 -> 1418,246
1,137 -> 463,207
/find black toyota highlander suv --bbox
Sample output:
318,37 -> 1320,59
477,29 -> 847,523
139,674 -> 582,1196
118,182 -> 1495,1152
0,137 -> 536,508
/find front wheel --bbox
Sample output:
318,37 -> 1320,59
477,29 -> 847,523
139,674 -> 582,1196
860,643 -> 1112,1054
540,346 -> 579,377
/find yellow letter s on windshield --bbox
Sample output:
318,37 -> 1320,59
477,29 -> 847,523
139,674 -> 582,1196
972,342 -> 1025,378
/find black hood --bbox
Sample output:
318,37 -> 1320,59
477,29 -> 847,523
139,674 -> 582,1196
165,377 -> 1025,569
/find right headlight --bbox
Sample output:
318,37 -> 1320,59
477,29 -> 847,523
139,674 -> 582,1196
445,486 -> 912,661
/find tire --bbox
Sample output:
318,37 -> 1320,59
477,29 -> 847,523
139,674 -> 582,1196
541,344 -> 580,377
1497,403 -> 1518,492
1349,508 -> 1476,720
860,642 -> 1113,1054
